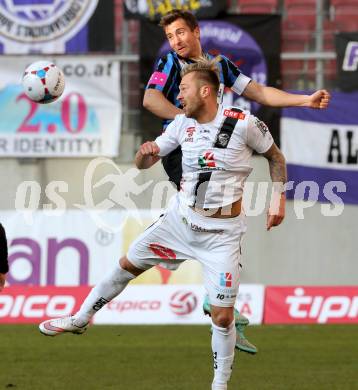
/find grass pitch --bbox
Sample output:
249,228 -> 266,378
0,324 -> 357,390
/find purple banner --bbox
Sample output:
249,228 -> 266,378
283,91 -> 358,125
286,164 -> 357,205
282,91 -> 358,205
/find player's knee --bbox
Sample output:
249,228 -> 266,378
210,306 -> 234,328
119,256 -> 144,277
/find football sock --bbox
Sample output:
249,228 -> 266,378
73,264 -> 135,326
211,320 -> 236,387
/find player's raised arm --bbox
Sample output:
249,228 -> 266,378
242,80 -> 331,109
143,53 -> 184,119
143,89 -> 184,119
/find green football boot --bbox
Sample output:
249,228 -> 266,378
203,295 -> 258,355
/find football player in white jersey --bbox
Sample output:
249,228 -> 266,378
39,59 -> 286,390
144,9 -> 329,353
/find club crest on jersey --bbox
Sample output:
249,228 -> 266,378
198,151 -> 216,168
220,273 -> 232,287
216,133 -> 230,148
255,118 -> 268,136
224,109 -> 246,120
184,126 -> 196,142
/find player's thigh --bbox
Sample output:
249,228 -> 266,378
127,211 -> 193,271
199,235 -> 243,308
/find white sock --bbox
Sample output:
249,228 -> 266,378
211,320 -> 236,388
73,265 -> 135,326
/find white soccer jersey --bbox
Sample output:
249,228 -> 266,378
155,105 -> 274,209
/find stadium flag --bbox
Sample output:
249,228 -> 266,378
0,56 -> 121,157
281,91 -> 358,205
124,0 -> 226,21
335,32 -> 358,92
140,14 -> 281,142
0,0 -> 114,54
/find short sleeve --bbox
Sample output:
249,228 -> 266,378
246,115 -> 274,154
218,55 -> 251,95
155,116 -> 181,156
146,53 -> 176,93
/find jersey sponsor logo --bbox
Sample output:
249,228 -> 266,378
93,297 -> 109,311
190,223 -> 224,234
184,126 -> 196,142
169,290 -> 198,316
149,243 -> 176,260
265,286 -> 358,324
186,126 -> 195,137
220,272 -> 232,288
224,109 -> 246,120
255,118 -> 268,136
148,71 -> 167,87
198,151 -> 216,168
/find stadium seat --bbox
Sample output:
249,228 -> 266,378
129,20 -> 140,51
330,0 -> 358,26
330,0 -> 358,7
322,20 -> 337,51
282,2 -> 317,54
237,0 -> 278,13
282,19 -> 315,52
284,0 -> 317,26
324,58 -> 337,82
332,16 -> 358,32
114,0 -> 123,50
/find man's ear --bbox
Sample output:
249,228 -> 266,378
194,26 -> 200,39
200,85 -> 210,98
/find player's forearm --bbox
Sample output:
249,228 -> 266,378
243,81 -> 310,108
263,144 -> 287,187
143,89 -> 184,119
268,153 -> 287,188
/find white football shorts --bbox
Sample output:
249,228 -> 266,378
127,195 -> 247,307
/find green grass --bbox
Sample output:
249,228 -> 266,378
0,324 -> 357,390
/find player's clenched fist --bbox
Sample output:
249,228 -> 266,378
307,89 -> 331,109
135,141 -> 161,169
139,141 -> 160,156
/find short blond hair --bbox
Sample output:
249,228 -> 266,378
180,58 -> 220,95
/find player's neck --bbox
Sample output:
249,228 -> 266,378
188,45 -> 203,61
196,103 -> 218,124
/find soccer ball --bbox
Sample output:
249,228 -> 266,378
22,61 -> 65,104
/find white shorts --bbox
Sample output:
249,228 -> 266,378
127,195 -> 247,307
